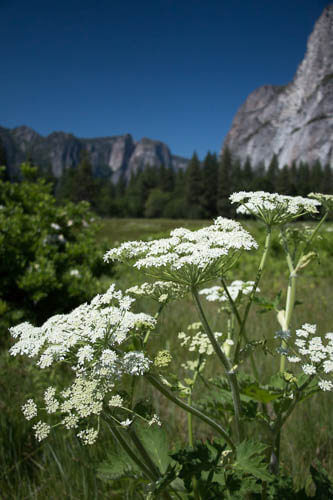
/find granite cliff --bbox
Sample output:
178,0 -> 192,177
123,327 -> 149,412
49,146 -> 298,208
0,126 -> 189,181
221,4 -> 333,167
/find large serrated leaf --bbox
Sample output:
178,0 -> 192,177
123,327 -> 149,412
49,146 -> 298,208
97,446 -> 141,481
134,422 -> 171,474
241,383 -> 281,403
233,439 -> 272,482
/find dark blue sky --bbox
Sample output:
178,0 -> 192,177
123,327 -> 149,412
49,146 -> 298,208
0,0 -> 330,159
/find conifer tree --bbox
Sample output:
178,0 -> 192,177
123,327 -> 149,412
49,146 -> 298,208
323,164 -> 333,194
70,149 -> 98,208
158,165 -> 175,192
267,154 -> 279,192
276,165 -> 291,194
201,151 -> 218,218
185,152 -> 203,218
217,147 -> 232,217
242,157 -> 254,190
0,137 -> 8,179
231,158 -> 243,193
310,161 -> 323,193
289,161 -> 298,195
298,162 -> 311,196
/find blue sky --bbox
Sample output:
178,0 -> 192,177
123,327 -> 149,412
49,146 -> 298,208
0,0 -> 330,159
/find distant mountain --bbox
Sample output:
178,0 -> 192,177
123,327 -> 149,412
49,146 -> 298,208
0,125 -> 189,181
221,4 -> 333,167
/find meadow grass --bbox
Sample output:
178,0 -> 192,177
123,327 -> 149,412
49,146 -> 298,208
1,217 -> 333,498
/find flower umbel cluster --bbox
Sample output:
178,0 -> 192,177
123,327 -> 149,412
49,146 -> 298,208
199,280 -> 257,303
288,323 -> 333,391
308,192 -> 333,211
230,191 -> 320,225
178,322 -> 222,356
104,218 -> 257,287
126,280 -> 186,303
10,284 -> 156,444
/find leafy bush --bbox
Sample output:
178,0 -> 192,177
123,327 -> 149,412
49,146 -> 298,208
0,163 -> 112,335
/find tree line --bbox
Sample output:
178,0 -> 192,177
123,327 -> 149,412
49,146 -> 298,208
2,143 -> 333,219
54,148 -> 333,219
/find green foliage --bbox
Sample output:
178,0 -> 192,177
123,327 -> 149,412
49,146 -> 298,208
0,163 -> 112,330
98,445 -> 141,481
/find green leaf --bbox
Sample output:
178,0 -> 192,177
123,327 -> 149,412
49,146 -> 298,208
134,422 -> 171,474
233,440 -> 272,482
97,446 -> 141,481
310,459 -> 333,498
241,383 -> 281,403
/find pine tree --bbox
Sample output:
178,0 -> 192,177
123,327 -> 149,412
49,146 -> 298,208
185,152 -> 203,218
71,149 -> 98,207
231,159 -> 243,193
289,162 -> 298,195
276,165 -> 291,194
158,165 -> 175,192
322,164 -> 333,194
298,162 -> 310,196
266,154 -> 279,192
310,161 -> 323,193
217,147 -> 232,217
0,137 -> 8,179
201,152 -> 218,218
242,157 -> 254,190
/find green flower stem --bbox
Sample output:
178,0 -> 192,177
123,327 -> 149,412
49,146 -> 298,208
191,287 -> 242,443
221,278 -> 259,381
144,303 -> 165,346
187,393 -> 194,447
280,265 -> 297,373
145,373 -> 236,452
101,412 -> 155,481
234,226 -> 272,365
187,367 -> 200,447
302,210 -> 328,255
269,375 -> 315,473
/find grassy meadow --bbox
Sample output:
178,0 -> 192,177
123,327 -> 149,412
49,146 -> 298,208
1,216 -> 333,498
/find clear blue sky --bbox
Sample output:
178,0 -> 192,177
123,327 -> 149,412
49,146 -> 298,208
0,0 -> 330,159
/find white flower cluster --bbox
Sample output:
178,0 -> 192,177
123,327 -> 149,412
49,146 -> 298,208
10,284 -> 156,444
200,280 -> 257,303
10,284 -> 155,369
126,280 -> 186,303
308,192 -> 333,211
104,218 -> 257,286
178,323 -> 222,356
230,191 -> 320,225
288,323 -> 333,391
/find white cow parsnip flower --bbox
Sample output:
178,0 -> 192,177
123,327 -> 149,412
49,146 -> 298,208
200,280 -> 257,303
290,324 -> 333,392
104,218 -> 257,287
230,191 -> 320,225
308,192 -> 333,211
10,284 -> 156,444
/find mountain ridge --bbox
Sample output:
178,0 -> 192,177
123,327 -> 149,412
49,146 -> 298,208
221,4 -> 333,167
0,125 -> 189,181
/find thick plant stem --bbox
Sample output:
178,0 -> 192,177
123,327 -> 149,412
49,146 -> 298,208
191,288 -> 242,443
303,210 -> 328,255
187,394 -> 194,447
280,266 -> 297,373
145,373 -> 236,451
101,413 -> 155,481
221,278 -> 259,381
234,226 -> 272,365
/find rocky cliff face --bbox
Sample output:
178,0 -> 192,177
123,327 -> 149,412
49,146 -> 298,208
221,4 -> 333,167
0,126 -> 189,181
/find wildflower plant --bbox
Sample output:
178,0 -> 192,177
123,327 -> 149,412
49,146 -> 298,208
10,191 -> 333,498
